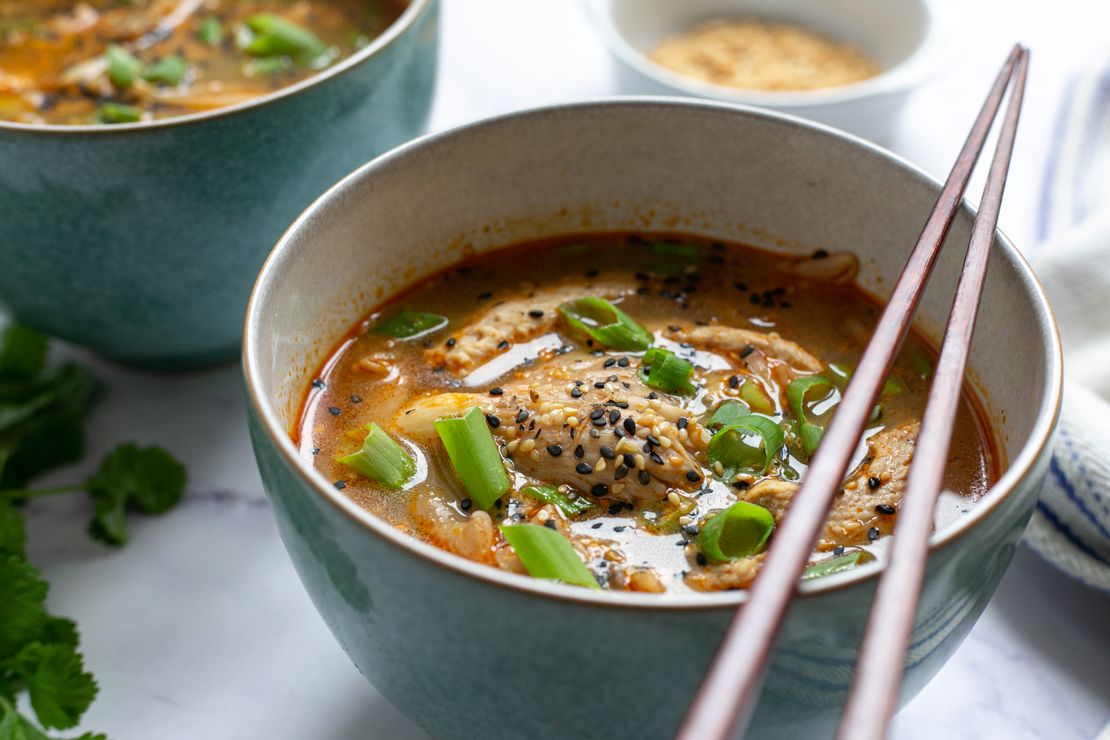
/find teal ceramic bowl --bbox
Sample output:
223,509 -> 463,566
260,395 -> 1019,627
0,0 -> 437,370
243,100 -> 1061,739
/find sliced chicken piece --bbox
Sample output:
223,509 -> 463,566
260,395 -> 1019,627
396,355 -> 714,503
685,553 -> 766,592
667,324 -> 822,374
741,421 -> 919,550
783,251 -> 860,284
410,488 -> 496,564
425,280 -> 636,374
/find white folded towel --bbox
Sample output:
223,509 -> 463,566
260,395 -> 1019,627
1024,63 -> 1110,592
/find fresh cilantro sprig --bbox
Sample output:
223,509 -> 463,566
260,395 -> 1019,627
0,324 -> 187,738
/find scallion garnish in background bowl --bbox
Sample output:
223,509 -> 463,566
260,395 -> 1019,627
0,323 -> 187,738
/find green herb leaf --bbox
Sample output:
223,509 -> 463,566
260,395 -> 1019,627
338,423 -> 414,489
198,16 -> 223,45
638,347 -> 695,395
499,524 -> 599,589
9,643 -> 97,730
0,500 -> 25,559
372,310 -> 448,340
558,297 -> 653,351
434,408 -> 510,510
0,713 -> 50,740
650,241 -> 699,275
521,484 -> 593,516
96,103 -> 141,125
0,325 -> 47,381
240,14 -> 327,60
105,44 -> 141,88
86,444 -> 187,546
142,55 -> 187,86
698,501 -> 775,562
0,556 -> 48,658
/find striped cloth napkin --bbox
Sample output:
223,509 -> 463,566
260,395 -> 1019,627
1024,61 -> 1110,592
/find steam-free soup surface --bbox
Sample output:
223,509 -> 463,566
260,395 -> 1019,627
0,0 -> 406,125
299,235 -> 996,594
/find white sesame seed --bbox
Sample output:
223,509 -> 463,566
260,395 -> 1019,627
566,416 -> 579,426
634,454 -> 645,470
519,438 -> 535,453
667,491 -> 681,506
506,440 -> 520,454
595,458 -> 607,472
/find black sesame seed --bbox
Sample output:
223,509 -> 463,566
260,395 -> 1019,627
868,527 -> 880,541
590,408 -> 605,421
740,344 -> 755,358
876,504 -> 896,515
614,464 -> 629,479
327,406 -> 341,416
333,480 -> 346,490
780,301 -> 793,309
311,447 -> 320,455
446,337 -> 457,348
613,428 -> 625,439
312,378 -> 326,389
585,268 -> 599,278
635,271 -> 650,281
543,519 -> 558,530
638,470 -> 651,485
591,483 -> 609,496
677,417 -> 689,430
686,470 -> 702,483
614,400 -> 629,409
608,503 -> 623,515
485,413 -> 500,428
833,545 -> 845,556
696,552 -> 708,566
489,387 -> 503,396
594,381 -> 606,389
617,357 -> 630,368
649,452 -> 665,465
608,409 -> 621,425
623,418 -> 637,435
574,444 -> 585,459
728,375 -> 739,389
734,282 -> 748,291
682,524 -> 699,537
607,374 -> 619,382
515,410 -> 529,424
623,501 -> 633,511
592,417 -> 607,428
568,387 -> 582,399
868,476 -> 881,490
460,498 -> 473,511
547,445 -> 563,457
349,395 -> 362,404
576,462 -> 594,475
812,249 -> 829,259
731,480 -> 751,491
592,522 -> 604,529
528,309 -> 544,318
646,434 -> 661,447
623,453 -> 636,467
604,357 -> 616,368
676,539 -> 689,547
750,294 -> 761,305
477,291 -> 493,300
647,391 -> 659,400
613,525 -> 626,533
497,340 -> 510,350
600,445 -> 616,460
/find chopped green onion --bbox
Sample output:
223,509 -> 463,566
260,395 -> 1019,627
143,55 -> 187,86
697,501 -> 775,562
240,14 -> 327,60
499,524 -> 600,589
739,379 -> 775,415
337,423 -> 414,490
97,102 -> 141,124
883,376 -> 906,396
199,16 -> 223,45
435,407 -> 510,510
639,347 -> 695,394
558,297 -> 653,351
708,414 -> 784,478
522,484 -> 593,516
106,44 -> 141,88
708,399 -> 749,429
651,241 -> 699,275
244,56 -> 292,77
372,310 -> 447,339
801,549 -> 876,579
909,351 -> 934,380
787,376 -> 835,458
828,362 -> 902,396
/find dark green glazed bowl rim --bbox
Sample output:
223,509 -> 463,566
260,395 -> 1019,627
0,0 -> 432,137
244,98 -> 1063,611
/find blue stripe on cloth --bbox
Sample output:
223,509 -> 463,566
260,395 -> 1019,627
1036,497 -> 1108,565
1073,64 -> 1110,224
1050,445 -> 1110,540
1037,75 -> 1079,242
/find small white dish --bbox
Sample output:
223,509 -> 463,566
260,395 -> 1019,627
589,0 -> 943,141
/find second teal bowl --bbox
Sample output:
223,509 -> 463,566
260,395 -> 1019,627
0,0 -> 438,369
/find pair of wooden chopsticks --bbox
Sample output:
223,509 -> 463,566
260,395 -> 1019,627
679,44 -> 1030,740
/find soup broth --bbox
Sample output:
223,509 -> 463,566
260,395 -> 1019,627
298,234 -> 997,594
0,0 -> 407,125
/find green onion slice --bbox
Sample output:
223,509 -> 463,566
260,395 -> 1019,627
639,347 -> 695,395
143,55 -> 187,86
739,379 -> 775,415
199,16 -> 223,45
828,362 -> 903,397
650,241 -> 700,275
240,14 -> 327,59
337,423 -> 414,490
708,399 -> 749,429
106,44 -> 141,88
801,549 -> 876,580
372,310 -> 448,340
522,484 -> 593,516
787,376 -> 835,458
500,524 -> 600,589
557,297 -> 653,351
697,501 -> 775,562
97,102 -> 141,124
708,414 -> 784,478
909,351 -> 934,380
435,407 -> 510,510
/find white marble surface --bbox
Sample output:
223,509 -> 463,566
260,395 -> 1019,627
20,0 -> 1110,738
